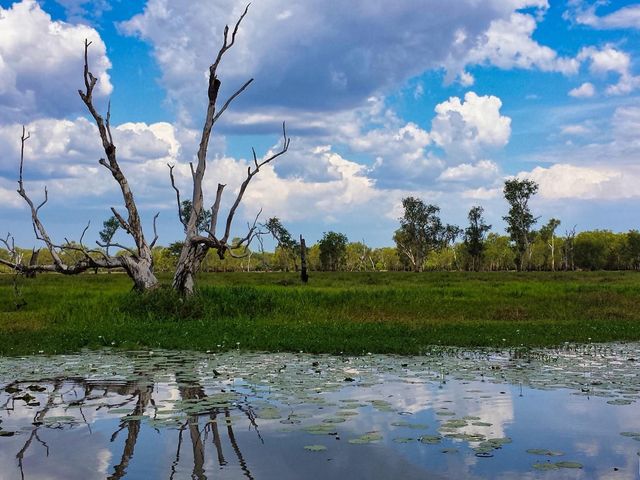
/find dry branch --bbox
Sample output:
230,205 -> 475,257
171,4 -> 290,295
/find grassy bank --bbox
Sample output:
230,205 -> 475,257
1,271 -> 640,356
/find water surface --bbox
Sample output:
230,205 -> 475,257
1,345 -> 639,479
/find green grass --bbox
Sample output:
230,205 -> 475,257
1,271 -> 640,356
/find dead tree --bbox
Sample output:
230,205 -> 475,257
169,5 -> 289,296
0,43 -> 160,291
300,235 -> 308,283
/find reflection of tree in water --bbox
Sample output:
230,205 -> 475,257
2,360 -> 258,480
174,375 -> 257,480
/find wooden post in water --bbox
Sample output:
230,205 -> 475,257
300,235 -> 308,283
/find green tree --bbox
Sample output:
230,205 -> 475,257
263,217 -> 299,271
483,234 -> 516,271
98,216 -> 120,256
463,206 -> 492,271
345,241 -> 374,271
574,230 -> 610,270
502,178 -> 539,271
393,197 -> 458,272
539,218 -> 561,271
318,231 -> 348,271
180,200 -> 212,234
625,230 -> 640,270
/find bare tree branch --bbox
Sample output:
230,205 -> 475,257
172,4 -> 289,295
221,123 -> 289,244
149,213 -> 160,249
211,78 -> 253,125
168,164 -> 186,228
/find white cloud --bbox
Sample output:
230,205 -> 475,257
119,0 -> 556,128
461,186 -> 502,200
451,12 -> 579,83
52,0 -> 112,23
0,0 -> 112,122
560,123 -> 592,135
568,2 -> 640,30
577,46 -> 640,96
430,92 -> 511,158
569,82 -> 596,98
525,163 -> 640,200
438,160 -> 500,182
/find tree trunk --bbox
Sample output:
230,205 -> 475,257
173,243 -> 207,296
300,235 -> 308,283
24,249 -> 39,279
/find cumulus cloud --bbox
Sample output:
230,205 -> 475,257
119,0 -> 555,128
566,2 -> 640,30
430,92 -> 511,158
577,46 -> 640,95
438,160 -> 500,183
517,105 -> 640,201
525,164 -> 640,200
0,0 -> 112,122
569,82 -> 596,98
459,12 -> 579,78
461,186 -> 502,200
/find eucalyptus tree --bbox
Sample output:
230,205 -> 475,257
539,218 -> 561,271
393,197 -> 459,272
463,205 -> 492,271
169,5 -> 290,296
318,231 -> 348,271
264,217 -> 300,271
502,178 -> 539,271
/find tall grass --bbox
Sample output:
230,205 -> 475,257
1,271 -> 640,356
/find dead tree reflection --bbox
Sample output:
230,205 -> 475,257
2,365 -> 260,480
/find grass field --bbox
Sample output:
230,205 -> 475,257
1,271 -> 640,356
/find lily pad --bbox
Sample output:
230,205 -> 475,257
556,461 -> 583,469
349,432 -> 382,444
526,448 -> 564,456
304,445 -> 327,452
419,435 -> 442,445
532,463 -> 559,471
393,437 -> 414,443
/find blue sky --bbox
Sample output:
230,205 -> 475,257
1,0 -> 640,249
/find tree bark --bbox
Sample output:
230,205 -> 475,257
300,235 -> 308,283
170,6 -> 289,296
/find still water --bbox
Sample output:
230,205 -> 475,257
0,345 -> 639,479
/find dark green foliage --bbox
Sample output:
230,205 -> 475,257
318,231 -> 348,271
394,197 -> 459,272
264,217 -> 300,271
464,206 -> 492,271
180,200 -> 212,233
98,216 -> 119,254
503,179 -> 539,271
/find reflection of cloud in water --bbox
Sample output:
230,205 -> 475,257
1,347 -> 640,479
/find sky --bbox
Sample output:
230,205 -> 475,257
1,0 -> 640,249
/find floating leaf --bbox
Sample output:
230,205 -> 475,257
304,445 -> 327,452
349,432 -> 382,444
393,437 -> 413,443
526,449 -> 564,457
556,461 -> 583,469
419,435 -> 442,445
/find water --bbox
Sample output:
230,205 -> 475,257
0,345 -> 639,479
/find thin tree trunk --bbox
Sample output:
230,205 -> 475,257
300,235 -> 308,283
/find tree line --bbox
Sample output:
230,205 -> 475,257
4,156 -> 639,279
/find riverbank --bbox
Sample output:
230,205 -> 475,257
1,271 -> 640,356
